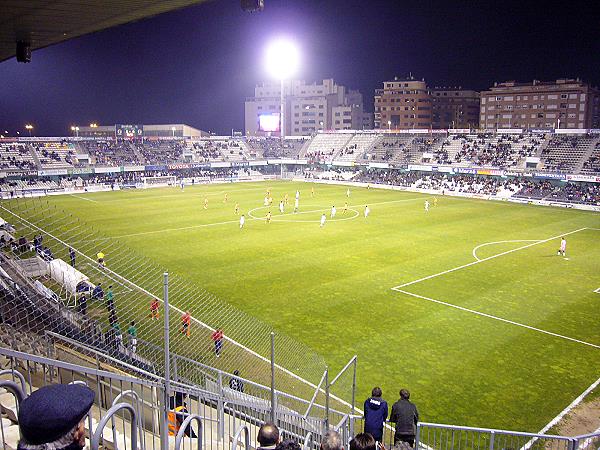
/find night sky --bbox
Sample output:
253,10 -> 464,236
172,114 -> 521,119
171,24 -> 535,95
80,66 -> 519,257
1,0 -> 599,136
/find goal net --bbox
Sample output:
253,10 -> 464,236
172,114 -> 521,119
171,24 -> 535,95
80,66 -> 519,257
142,175 -> 176,188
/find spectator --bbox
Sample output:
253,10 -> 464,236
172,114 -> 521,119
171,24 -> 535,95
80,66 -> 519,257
389,389 -> 419,448
349,433 -> 378,450
364,387 -> 388,442
17,384 -> 94,450
229,370 -> 244,392
321,430 -> 344,450
78,294 -> 87,316
92,283 -> 104,301
257,422 -> 280,450
276,440 -> 301,450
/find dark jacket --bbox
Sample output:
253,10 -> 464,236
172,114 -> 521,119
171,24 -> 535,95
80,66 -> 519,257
363,396 -> 388,441
389,398 -> 419,435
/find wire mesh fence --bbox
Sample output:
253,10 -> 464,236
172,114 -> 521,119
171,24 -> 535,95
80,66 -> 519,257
0,196 -> 354,416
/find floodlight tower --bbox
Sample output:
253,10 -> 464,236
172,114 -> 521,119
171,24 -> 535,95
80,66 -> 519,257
265,38 -> 299,140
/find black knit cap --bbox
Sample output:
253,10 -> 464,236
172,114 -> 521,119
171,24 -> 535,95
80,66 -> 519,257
18,384 -> 95,445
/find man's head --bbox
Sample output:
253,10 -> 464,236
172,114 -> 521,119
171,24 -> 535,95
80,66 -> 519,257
276,439 -> 301,450
371,387 -> 382,398
349,433 -> 376,450
321,430 -> 344,450
400,389 -> 410,400
18,384 -> 94,450
257,422 -> 280,448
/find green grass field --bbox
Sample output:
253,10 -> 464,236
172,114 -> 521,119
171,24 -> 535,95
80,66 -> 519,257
20,181 -> 600,432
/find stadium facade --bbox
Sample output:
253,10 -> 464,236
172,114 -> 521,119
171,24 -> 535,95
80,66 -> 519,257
244,79 -> 370,137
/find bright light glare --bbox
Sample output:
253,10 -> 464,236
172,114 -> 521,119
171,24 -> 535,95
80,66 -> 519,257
265,38 -> 299,80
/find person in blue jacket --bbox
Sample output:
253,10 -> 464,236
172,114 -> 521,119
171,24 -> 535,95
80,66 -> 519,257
363,387 -> 388,442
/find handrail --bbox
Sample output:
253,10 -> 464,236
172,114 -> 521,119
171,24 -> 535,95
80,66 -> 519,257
416,422 -> 571,440
175,414 -> 204,450
231,425 -> 251,450
0,369 -> 27,394
303,432 -> 313,450
0,380 -> 26,404
112,390 -> 145,450
91,402 -> 138,450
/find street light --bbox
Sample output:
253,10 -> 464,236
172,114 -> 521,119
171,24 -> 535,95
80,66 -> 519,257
265,38 -> 299,139
387,120 -> 391,132
25,124 -> 33,137
171,126 -> 176,138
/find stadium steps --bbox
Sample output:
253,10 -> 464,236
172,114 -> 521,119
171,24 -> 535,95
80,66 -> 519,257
574,136 -> 600,173
25,144 -> 42,170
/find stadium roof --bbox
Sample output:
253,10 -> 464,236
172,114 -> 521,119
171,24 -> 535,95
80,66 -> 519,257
0,0 -> 208,63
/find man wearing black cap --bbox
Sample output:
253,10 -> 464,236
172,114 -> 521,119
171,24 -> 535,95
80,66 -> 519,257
18,383 -> 95,450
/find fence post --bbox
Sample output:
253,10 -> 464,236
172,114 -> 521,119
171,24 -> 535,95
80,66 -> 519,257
489,431 -> 495,450
271,332 -> 276,423
351,356 -> 357,416
325,367 -> 329,431
217,371 -> 225,441
161,272 -> 170,450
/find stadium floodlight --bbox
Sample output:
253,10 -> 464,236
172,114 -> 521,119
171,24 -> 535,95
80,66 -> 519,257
265,38 -> 299,81
25,124 -> 33,137
90,123 -> 98,128
171,126 -> 176,138
265,38 -> 299,139
71,125 -> 79,137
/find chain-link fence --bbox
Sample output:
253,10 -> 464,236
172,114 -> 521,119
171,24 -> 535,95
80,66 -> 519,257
0,196 -> 354,416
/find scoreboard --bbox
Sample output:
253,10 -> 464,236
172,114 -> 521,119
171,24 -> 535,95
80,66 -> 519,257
115,124 -> 143,140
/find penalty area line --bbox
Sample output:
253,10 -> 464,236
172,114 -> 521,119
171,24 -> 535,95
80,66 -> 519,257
391,288 -> 600,350
392,227 -> 589,290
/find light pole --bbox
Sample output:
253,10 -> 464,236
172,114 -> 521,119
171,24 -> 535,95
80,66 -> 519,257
25,124 -> 33,137
265,38 -> 299,141
387,120 -> 391,132
171,126 -> 176,138
71,126 -> 79,137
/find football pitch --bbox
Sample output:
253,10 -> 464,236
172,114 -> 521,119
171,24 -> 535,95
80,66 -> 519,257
31,181 -> 600,432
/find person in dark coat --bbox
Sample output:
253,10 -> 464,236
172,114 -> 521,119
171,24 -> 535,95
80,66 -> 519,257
389,389 -> 419,447
363,387 -> 388,442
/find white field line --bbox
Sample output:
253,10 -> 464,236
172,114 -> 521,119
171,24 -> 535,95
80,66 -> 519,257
69,194 -> 99,203
392,227 -> 589,290
594,287 -> 600,294
392,289 -> 600,349
472,240 -> 541,261
84,263 -> 133,292
107,197 -> 424,239
0,206 -> 356,409
520,375 -> 600,450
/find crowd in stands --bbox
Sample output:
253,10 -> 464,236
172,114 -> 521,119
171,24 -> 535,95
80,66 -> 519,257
246,138 -> 307,158
0,143 -> 36,170
137,140 -> 184,164
582,142 -> 600,173
78,140 -> 141,165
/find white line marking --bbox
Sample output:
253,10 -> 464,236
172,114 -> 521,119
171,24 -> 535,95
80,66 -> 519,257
472,240 -> 541,261
107,197 -> 423,239
69,194 -> 98,203
392,288 -> 600,349
594,287 -> 600,294
521,375 -> 600,450
392,227 -> 589,289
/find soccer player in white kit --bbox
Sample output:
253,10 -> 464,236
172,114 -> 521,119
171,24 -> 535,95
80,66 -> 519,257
296,190 -> 300,200
279,201 -> 284,213
331,205 -> 336,219
558,237 -> 566,256
364,205 -> 370,218
425,200 -> 430,212
320,213 -> 326,228
346,188 -> 350,198
239,214 -> 245,229
294,197 -> 299,213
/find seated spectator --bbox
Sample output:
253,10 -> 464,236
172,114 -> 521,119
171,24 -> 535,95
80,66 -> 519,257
350,433 -> 378,450
257,422 -> 280,450
276,440 -> 301,450
321,430 -> 344,450
229,369 -> 244,392
17,383 -> 95,450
